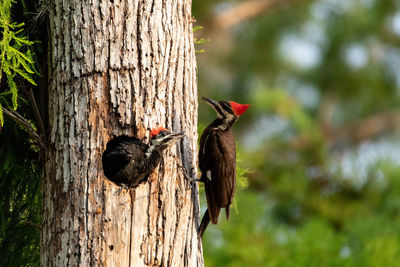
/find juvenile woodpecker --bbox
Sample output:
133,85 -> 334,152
102,127 -> 184,188
198,97 -> 250,238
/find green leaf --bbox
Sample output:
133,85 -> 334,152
9,46 -> 34,64
0,0 -> 37,118
193,25 -> 203,32
5,72 -> 18,109
0,103 -> 4,126
16,55 -> 35,74
12,67 -> 37,85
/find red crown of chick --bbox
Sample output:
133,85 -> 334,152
150,126 -> 167,139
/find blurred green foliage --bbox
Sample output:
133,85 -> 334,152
0,0 -> 41,266
195,0 -> 400,266
0,122 -> 41,266
0,0 -> 37,125
202,163 -> 400,267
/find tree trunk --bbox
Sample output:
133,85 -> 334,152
42,0 -> 202,266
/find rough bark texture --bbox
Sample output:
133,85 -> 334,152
42,0 -> 202,266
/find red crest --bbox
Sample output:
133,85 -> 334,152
230,101 -> 250,116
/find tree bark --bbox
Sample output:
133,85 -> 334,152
42,0 -> 202,266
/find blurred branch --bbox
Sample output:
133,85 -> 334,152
317,92 -> 337,136
291,110 -> 400,149
28,87 -> 47,142
214,0 -> 296,31
16,77 -> 47,142
1,106 -> 45,149
22,221 -> 41,230
327,110 -> 400,146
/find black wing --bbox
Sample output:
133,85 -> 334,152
199,125 -> 236,224
102,136 -> 148,184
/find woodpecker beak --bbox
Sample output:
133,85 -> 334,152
202,96 -> 218,107
151,131 -> 185,147
162,131 -> 185,147
169,131 -> 185,139
202,97 -> 223,117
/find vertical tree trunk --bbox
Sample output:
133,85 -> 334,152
42,0 -> 202,266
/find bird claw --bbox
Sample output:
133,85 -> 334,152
178,164 -> 201,190
114,184 -> 129,195
185,180 -> 193,190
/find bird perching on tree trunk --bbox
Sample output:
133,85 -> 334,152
102,127 -> 184,188
197,97 -> 250,238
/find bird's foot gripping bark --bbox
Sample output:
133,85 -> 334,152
178,164 -> 201,190
114,184 -> 129,195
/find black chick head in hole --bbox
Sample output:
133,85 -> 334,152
102,127 -> 184,188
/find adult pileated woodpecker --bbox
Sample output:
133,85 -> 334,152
198,97 -> 250,238
102,127 -> 184,188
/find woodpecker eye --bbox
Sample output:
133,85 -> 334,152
157,130 -> 168,137
218,101 -> 234,115
150,126 -> 168,139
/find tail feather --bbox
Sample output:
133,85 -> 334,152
225,204 -> 230,220
198,209 -> 210,239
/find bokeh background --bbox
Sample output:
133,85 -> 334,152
1,0 -> 400,266
194,0 -> 400,266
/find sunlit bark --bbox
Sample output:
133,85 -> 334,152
42,0 -> 203,266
